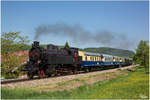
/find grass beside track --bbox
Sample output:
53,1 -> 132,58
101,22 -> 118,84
1,66 -> 149,99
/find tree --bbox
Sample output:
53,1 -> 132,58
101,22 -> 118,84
133,40 -> 149,71
1,32 -> 29,55
1,32 -> 30,78
64,41 -> 70,48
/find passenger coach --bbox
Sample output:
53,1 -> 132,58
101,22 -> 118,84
78,51 -> 132,70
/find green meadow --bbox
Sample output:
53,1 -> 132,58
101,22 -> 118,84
1,66 -> 149,99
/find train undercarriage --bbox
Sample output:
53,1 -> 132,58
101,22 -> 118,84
24,63 -> 129,79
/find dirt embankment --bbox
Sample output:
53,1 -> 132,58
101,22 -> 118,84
2,65 -> 137,92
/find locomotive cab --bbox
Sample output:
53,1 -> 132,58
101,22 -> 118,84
47,44 -> 58,50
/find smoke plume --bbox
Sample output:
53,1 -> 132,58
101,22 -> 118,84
34,22 -> 133,50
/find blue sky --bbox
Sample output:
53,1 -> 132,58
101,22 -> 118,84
1,1 -> 149,51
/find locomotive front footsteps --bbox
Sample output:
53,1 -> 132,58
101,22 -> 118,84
23,41 -> 133,79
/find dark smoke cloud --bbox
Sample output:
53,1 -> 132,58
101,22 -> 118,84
34,22 -> 133,50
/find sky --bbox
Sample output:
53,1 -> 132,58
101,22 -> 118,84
1,1 -> 149,51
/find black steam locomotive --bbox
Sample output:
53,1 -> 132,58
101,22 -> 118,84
24,41 -> 82,79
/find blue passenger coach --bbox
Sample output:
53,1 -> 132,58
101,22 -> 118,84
78,51 -> 131,69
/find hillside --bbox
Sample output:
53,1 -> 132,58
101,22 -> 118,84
83,47 -> 134,57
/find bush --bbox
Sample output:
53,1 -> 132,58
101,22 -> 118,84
1,53 -> 27,79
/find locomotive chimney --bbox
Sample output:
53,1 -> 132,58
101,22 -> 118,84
32,41 -> 39,48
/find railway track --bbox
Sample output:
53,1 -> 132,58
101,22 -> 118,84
1,77 -> 39,84
1,65 -> 136,85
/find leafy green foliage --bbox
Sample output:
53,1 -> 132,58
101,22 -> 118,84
133,40 -> 149,71
1,32 -> 29,78
1,32 -> 29,54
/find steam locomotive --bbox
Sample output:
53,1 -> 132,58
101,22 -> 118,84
23,41 -> 132,79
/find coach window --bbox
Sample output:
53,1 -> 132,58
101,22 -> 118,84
85,56 -> 87,61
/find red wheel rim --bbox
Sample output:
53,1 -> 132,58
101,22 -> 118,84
40,70 -> 44,78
